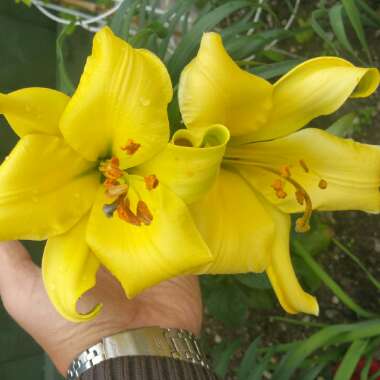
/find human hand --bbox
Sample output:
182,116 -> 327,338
0,241 -> 203,376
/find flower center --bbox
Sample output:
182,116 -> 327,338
223,155 -> 328,233
98,141 -> 158,226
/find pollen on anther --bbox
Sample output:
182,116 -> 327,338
271,179 -> 284,191
318,179 -> 328,189
137,200 -> 153,225
144,175 -> 159,190
279,165 -> 291,178
121,139 -> 141,155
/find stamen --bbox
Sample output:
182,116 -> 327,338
223,156 -> 313,234
136,200 -> 153,225
99,157 -> 123,180
117,198 -> 141,226
295,190 -> 305,205
276,189 -> 287,199
271,179 -> 284,191
121,139 -> 141,155
279,165 -> 291,178
144,175 -> 159,190
105,183 -> 129,198
299,160 -> 309,173
318,179 -> 328,189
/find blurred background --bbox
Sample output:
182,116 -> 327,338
0,0 -> 379,379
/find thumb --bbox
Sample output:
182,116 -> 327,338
0,241 -> 40,312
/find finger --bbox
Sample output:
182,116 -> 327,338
0,241 -> 40,311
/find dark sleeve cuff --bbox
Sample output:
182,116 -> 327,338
79,356 -> 218,380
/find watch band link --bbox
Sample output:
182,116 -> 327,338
67,327 -> 209,380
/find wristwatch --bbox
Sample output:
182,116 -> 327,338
66,326 -> 210,380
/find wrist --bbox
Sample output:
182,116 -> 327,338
65,326 -> 209,380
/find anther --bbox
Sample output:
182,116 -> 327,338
295,218 -> 311,233
271,179 -> 284,191
105,183 -> 129,198
318,179 -> 328,189
99,157 -> 123,180
144,175 -> 159,190
117,198 -> 141,226
299,160 -> 309,173
276,189 -> 287,199
121,139 -> 141,155
136,200 -> 153,225
279,165 -> 291,178
103,201 -> 118,218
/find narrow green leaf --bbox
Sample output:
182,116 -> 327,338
302,362 -> 327,380
293,240 -> 377,318
329,4 -> 356,55
212,339 -> 241,378
327,112 -> 358,138
332,238 -> 380,291
369,369 -> 380,380
310,9 -> 339,54
334,339 -> 368,380
235,273 -> 271,290
360,353 -> 373,380
237,337 -> 261,380
341,0 -> 371,61
247,348 -> 274,380
56,24 -> 75,95
356,0 -> 380,27
249,59 -> 302,80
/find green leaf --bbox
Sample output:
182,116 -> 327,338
341,0 -> 371,61
206,282 -> 249,327
327,112 -> 358,138
310,9 -> 338,54
329,4 -> 356,55
293,240 -> 377,318
212,339 -> 241,378
56,24 -> 76,95
247,348 -> 275,380
333,339 -> 368,380
249,59 -> 302,80
235,273 -> 271,290
237,337 -> 261,380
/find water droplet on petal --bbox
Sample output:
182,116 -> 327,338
140,97 -> 151,106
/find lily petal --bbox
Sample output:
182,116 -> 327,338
178,32 -> 272,137
190,168 -> 275,273
134,125 -> 230,204
0,134 -> 99,240
43,215 -> 101,322
60,27 -> 172,167
260,195 -> 319,315
86,176 -> 212,298
0,88 -> 69,137
246,57 -> 380,142
230,128 -> 380,213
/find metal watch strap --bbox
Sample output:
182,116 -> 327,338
66,327 -> 209,380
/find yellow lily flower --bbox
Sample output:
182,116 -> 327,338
0,27 -> 229,322
178,32 -> 380,315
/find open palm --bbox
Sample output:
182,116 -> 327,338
0,241 -> 202,375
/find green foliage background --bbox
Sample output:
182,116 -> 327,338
0,0 -> 380,379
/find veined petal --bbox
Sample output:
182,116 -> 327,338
43,215 -> 101,322
230,128 -> 380,213
134,125 -> 230,204
178,32 -> 272,137
86,176 -> 212,298
190,168 -> 275,273
0,88 -> 69,137
60,27 -> 172,167
260,195 -> 319,315
247,57 -> 380,142
0,135 -> 99,240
